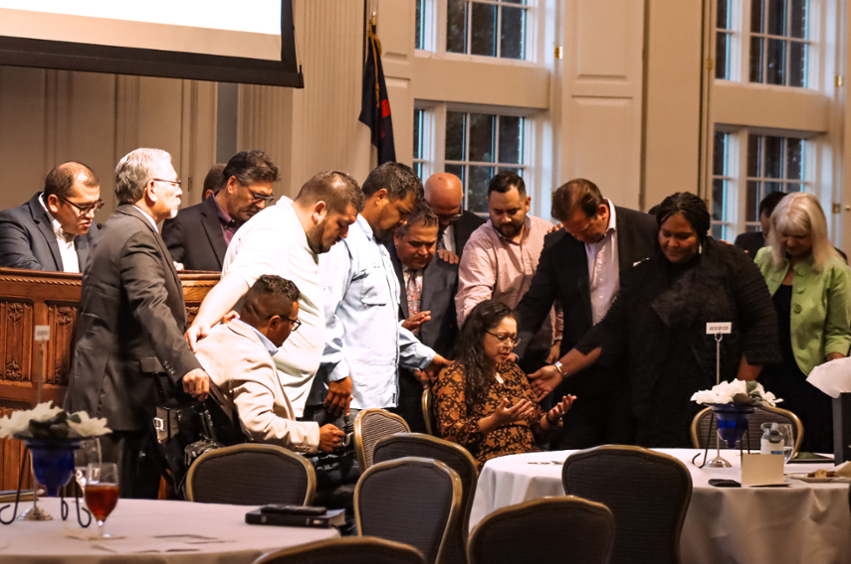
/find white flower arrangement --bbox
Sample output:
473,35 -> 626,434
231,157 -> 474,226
0,401 -> 111,440
690,380 -> 781,407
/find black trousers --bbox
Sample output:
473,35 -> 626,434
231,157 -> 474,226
550,365 -> 635,450
99,430 -> 164,499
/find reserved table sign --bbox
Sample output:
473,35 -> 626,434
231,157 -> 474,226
741,453 -> 785,486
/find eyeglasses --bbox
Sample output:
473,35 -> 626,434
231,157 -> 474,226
286,316 -> 302,332
245,186 -> 276,205
436,210 -> 464,223
57,195 -> 105,216
152,178 -> 182,188
487,332 -> 521,347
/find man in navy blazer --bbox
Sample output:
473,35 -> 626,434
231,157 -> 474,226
515,179 -> 658,449
162,152 -> 278,271
0,162 -> 102,272
388,203 -> 459,432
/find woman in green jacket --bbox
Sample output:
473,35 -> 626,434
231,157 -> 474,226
755,192 -> 851,453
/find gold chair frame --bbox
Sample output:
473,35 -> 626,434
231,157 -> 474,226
185,443 -> 316,505
689,405 -> 804,457
354,457 -> 464,564
353,408 -> 411,471
252,536 -> 426,564
467,496 -> 615,564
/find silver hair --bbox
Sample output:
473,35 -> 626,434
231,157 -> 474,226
766,192 -> 839,273
115,148 -> 172,204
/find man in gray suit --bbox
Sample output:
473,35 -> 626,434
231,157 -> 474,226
388,203 -> 459,431
0,162 -> 102,272
65,148 -> 210,498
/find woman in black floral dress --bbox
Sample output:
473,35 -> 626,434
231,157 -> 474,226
433,301 -> 575,470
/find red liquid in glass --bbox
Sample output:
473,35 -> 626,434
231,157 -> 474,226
84,484 -> 119,521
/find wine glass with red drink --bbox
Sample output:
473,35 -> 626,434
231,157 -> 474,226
84,462 -> 119,538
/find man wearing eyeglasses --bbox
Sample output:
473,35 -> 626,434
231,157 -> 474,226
0,161 -> 102,272
194,275 -> 345,454
66,148 -> 210,498
162,150 -> 277,271
423,172 -> 484,260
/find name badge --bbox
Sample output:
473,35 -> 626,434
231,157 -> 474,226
706,322 -> 732,335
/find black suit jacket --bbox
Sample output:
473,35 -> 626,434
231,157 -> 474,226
452,210 -> 485,257
65,205 -> 202,431
733,231 -> 765,259
515,206 -> 658,357
161,196 -> 228,271
388,245 -> 459,358
0,193 -> 99,272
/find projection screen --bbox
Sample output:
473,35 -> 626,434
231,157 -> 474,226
0,0 -> 302,87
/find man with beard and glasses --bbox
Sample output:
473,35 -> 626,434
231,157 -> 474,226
185,171 -> 363,416
306,163 -> 450,430
456,171 -> 561,373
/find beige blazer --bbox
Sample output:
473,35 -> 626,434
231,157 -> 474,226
195,320 -> 320,453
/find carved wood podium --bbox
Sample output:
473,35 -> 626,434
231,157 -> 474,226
0,268 -> 219,490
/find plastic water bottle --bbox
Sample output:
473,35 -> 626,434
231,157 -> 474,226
760,422 -> 784,455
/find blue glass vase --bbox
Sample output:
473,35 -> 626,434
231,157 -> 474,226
711,403 -> 754,448
16,435 -> 83,497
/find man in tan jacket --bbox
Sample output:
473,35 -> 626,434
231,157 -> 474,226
195,275 -> 344,453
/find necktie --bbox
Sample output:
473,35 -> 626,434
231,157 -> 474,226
436,231 -> 446,251
406,270 -> 422,335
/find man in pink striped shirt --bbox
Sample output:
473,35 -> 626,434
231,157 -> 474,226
455,172 -> 560,372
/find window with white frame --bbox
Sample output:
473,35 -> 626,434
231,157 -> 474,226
445,0 -> 528,60
714,0 -> 809,87
413,108 -> 427,180
750,0 -> 808,86
414,106 -> 526,214
744,133 -> 806,222
711,129 -> 808,240
716,0 -> 733,80
712,132 -> 734,241
415,0 -> 426,50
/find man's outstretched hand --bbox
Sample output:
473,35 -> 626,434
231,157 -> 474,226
528,364 -> 563,400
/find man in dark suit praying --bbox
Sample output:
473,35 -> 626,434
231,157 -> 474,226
162,151 -> 278,271
424,172 -> 484,259
514,179 -> 657,449
65,148 -> 210,498
388,203 -> 459,432
0,162 -> 101,272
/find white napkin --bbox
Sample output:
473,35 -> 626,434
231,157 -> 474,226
806,357 -> 851,398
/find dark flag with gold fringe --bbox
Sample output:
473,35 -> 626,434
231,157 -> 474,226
359,27 -> 396,165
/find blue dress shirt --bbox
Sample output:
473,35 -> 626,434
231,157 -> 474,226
317,215 -> 435,409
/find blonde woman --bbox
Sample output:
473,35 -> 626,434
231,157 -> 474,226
755,192 -> 851,453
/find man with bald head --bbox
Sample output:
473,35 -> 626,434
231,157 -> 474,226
0,162 -> 102,272
424,172 -> 484,258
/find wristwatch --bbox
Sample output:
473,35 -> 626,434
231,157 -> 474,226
553,361 -> 566,377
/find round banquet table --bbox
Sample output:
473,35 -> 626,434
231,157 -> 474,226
470,448 -> 851,564
0,498 -> 338,563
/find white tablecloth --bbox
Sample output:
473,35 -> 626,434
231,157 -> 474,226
0,498 -> 338,563
471,449 -> 851,564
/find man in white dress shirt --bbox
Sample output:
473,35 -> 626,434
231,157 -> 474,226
186,171 -> 364,416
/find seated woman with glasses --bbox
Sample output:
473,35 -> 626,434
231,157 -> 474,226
433,300 -> 575,470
